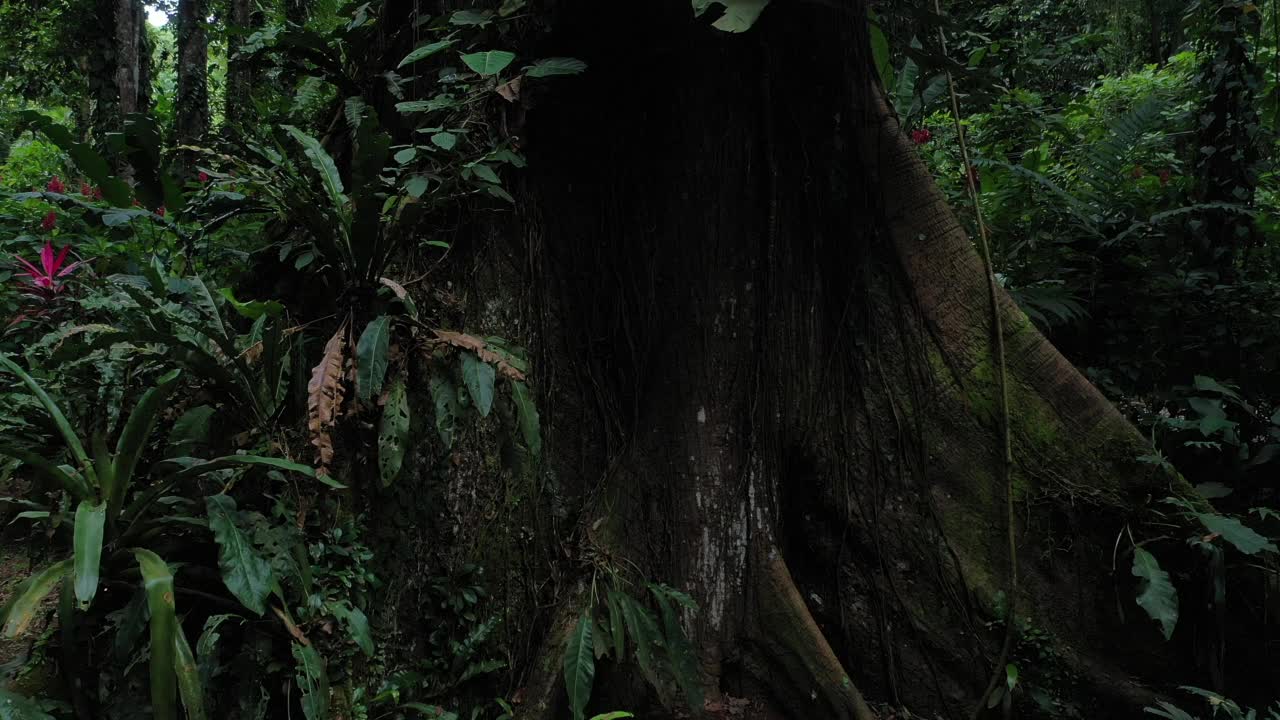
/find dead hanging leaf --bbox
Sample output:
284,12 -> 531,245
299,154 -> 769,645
496,76 -> 522,103
428,329 -> 526,381
308,321 -> 349,473
378,277 -> 409,301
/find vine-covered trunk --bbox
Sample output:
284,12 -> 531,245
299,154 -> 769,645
225,0 -> 254,134
175,0 -> 209,160
490,2 -> 1193,718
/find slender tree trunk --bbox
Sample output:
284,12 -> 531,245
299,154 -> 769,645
114,0 -> 144,117
225,0 -> 255,136
88,0 -> 121,152
175,0 -> 209,165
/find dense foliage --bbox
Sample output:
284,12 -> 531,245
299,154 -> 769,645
0,0 -> 1278,718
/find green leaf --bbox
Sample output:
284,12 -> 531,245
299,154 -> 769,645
607,592 -> 625,660
292,642 -> 330,720
356,316 -> 392,403
510,380 -> 541,457
0,688 -> 55,718
394,148 -> 417,164
174,625 -> 206,720
218,289 -> 284,320
283,125 -> 348,218
0,442 -> 91,500
112,369 -> 182,517
693,0 -> 770,32
206,495 -> 274,616
430,132 -> 457,150
378,377 -> 410,487
429,374 -> 462,448
73,501 -> 106,608
450,9 -> 492,25
326,601 -> 374,656
652,585 -> 703,711
588,714 -> 635,720
868,10 -> 892,91
0,355 -> 94,486
614,591 -> 661,680
398,39 -> 455,68
470,163 -> 501,185
161,454 -> 332,485
460,50 -> 516,76
0,560 -> 70,638
460,352 -> 496,418
167,405 -> 215,458
136,549 -> 178,720
405,175 -> 430,198
1198,513 -> 1278,555
1132,547 -> 1178,640
525,58 -> 588,78
563,612 -> 595,720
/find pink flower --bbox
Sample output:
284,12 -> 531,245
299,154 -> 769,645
911,128 -> 932,145
14,241 -> 83,299
198,171 -> 210,183
1158,168 -> 1171,187
155,206 -> 166,218
92,187 -> 103,200
46,176 -> 65,193
41,212 -> 56,232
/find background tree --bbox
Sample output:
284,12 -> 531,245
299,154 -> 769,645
175,0 -> 208,160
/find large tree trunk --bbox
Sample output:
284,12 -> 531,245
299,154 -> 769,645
225,0 -> 254,136
175,0 -> 209,165
88,0 -> 122,151
114,0 -> 145,117
372,2 -> 1196,718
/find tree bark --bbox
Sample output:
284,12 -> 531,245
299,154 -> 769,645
175,0 -> 209,165
225,0 -> 255,135
88,0 -> 122,151
114,0 -> 145,117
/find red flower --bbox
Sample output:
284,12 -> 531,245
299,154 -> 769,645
40,212 -> 56,232
93,187 -> 103,200
14,241 -> 83,299
1131,164 -> 1145,179
198,171 -> 210,183
156,206 -> 166,218
911,128 -> 932,145
80,182 -> 92,196
1158,168 -> 1171,187
46,176 -> 65,193
967,165 -> 980,188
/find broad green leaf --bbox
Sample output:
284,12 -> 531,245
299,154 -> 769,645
0,560 -> 70,637
1132,547 -> 1178,640
510,380 -> 541,457
167,405 -> 215,458
398,39 -> 455,68
460,50 -> 516,76
0,688 -> 55,719
525,57 -> 587,78
430,132 -> 457,150
326,601 -> 374,656
112,369 -> 182,517
589,714 -> 635,720
429,374 -> 462,448
394,148 -> 417,164
868,10 -> 892,91
1198,513 -> 1278,555
614,591 -> 660,680
73,501 -> 106,608
196,614 -> 237,691
563,612 -> 595,720
651,586 -> 702,711
693,0 -> 770,32
174,625 -> 206,720
405,175 -> 430,198
460,352 -> 496,417
136,549 -> 177,720
206,495 -> 274,615
283,125 -> 348,218
378,377 -> 410,487
292,642 -> 330,720
470,163 -> 501,185
607,592 -> 625,660
161,454 -> 340,488
0,355 -> 94,485
218,289 -> 284,320
356,316 -> 392,403
396,95 -> 459,114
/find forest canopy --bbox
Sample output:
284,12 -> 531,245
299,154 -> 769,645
0,1 -> 1277,719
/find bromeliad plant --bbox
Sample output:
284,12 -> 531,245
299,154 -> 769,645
0,355 -> 324,719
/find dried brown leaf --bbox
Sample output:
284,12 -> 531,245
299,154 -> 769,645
429,329 -> 527,381
307,321 -> 349,472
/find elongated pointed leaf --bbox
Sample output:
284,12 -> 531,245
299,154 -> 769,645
112,370 -> 182,517
510,380 -> 541,457
0,443 -> 91,500
173,624 -> 206,720
282,125 -> 348,224
378,377 -> 410,487
651,586 -> 703,711
524,57 -> 587,77
0,560 -> 70,637
356,316 -> 391,403
0,355 -> 94,485
1198,513 -> 1278,555
205,495 -> 274,616
563,612 -> 595,720
398,39 -> 454,68
292,642 -> 330,720
73,501 -> 106,608
160,454 -> 342,488
1132,547 -> 1178,640
136,549 -> 177,720
460,352 -> 496,418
